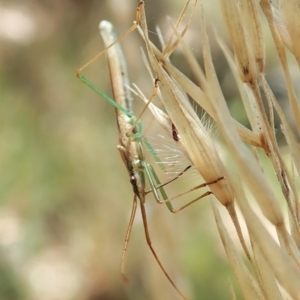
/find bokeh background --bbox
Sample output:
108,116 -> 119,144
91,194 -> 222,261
0,0 -> 294,299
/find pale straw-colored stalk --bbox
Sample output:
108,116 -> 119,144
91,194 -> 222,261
136,0 -> 300,298
138,0 -> 251,270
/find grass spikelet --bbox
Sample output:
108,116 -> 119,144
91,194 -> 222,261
260,0 -> 300,131
139,3 -> 233,207
136,0 -> 300,298
278,0 -> 300,66
219,0 -> 257,83
138,1 -> 252,267
148,22 -> 262,148
211,199 -> 265,300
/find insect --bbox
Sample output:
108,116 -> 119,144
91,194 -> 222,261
100,0 -> 250,261
77,19 -> 189,300
75,1 -> 248,298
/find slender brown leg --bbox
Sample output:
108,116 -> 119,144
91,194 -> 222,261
139,199 -> 188,300
121,195 -> 138,282
169,177 -> 225,213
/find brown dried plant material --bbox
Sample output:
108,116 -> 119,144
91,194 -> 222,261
238,0 -> 265,73
204,3 -> 287,228
142,0 -> 300,298
211,199 -> 265,300
216,26 -> 299,227
251,238 -> 283,300
228,280 -> 238,300
260,0 -> 300,132
218,31 -> 300,256
233,181 -> 300,300
219,1 -> 286,185
198,6 -> 283,228
137,2 -> 252,263
219,0 -> 257,83
200,24 -> 300,298
146,30 -> 262,148
278,0 -> 300,66
260,76 -> 300,248
217,2 -> 298,243
161,0 -> 198,59
216,37 -> 261,137
139,3 -> 233,208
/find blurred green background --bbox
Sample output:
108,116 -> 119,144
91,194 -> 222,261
0,0 -> 288,299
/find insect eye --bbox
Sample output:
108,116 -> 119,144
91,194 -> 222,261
130,176 -> 136,185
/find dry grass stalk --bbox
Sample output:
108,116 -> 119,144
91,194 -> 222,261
138,0 -> 251,274
135,0 -> 300,299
